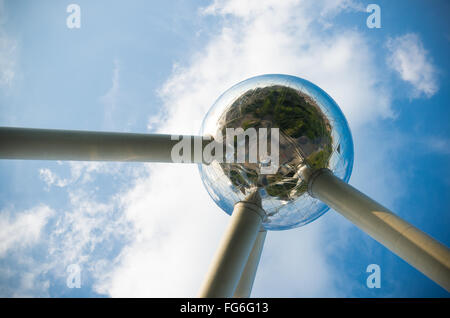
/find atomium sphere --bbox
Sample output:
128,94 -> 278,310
198,74 -> 354,230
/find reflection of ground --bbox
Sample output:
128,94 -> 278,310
216,85 -> 333,200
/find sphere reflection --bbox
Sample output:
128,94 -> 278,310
199,74 -> 354,230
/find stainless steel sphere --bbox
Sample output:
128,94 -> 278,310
199,74 -> 354,230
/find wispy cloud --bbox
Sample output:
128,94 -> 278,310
39,162 -> 126,189
0,0 -> 17,88
100,59 -> 120,129
0,205 -> 53,257
0,32 -> 16,87
0,163 -> 138,296
0,187 -> 54,296
386,33 -> 439,98
420,136 -> 450,155
39,168 -> 71,188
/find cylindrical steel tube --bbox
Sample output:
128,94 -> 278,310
0,127 -> 208,163
309,169 -> 450,291
233,229 -> 267,298
198,192 -> 265,298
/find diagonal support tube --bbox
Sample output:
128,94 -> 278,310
307,168 -> 450,291
0,127 -> 208,163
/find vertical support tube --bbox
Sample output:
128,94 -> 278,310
308,169 -> 450,291
198,192 -> 265,298
233,229 -> 267,298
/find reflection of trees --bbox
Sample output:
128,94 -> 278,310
218,85 -> 333,200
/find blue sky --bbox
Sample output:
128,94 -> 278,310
0,0 -> 449,297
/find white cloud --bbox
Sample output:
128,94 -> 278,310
0,189 -> 134,297
96,0 -> 401,297
387,33 -> 439,98
0,204 -> 55,297
46,187 -> 133,272
0,160 -> 145,296
147,114 -> 163,131
0,205 -> 53,257
39,162 -> 128,188
39,168 -> 71,188
160,0 -> 393,136
253,221 -> 340,297
94,164 -> 227,296
319,0 -> 365,20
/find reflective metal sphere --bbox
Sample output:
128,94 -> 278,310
199,74 -> 354,230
